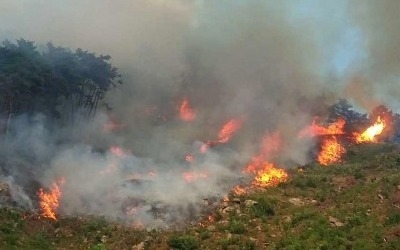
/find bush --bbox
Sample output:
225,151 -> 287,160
250,199 -> 275,218
227,219 -> 246,234
168,235 -> 200,250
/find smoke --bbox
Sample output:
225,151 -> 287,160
346,0 -> 400,111
0,1 -> 368,226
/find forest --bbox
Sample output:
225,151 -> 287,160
0,39 -> 121,133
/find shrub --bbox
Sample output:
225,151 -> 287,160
167,235 -> 200,250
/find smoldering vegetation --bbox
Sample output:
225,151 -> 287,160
0,1 -> 400,227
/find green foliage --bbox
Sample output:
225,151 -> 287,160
227,219 -> 246,234
90,243 -> 107,250
250,198 -> 275,218
385,210 -> 400,225
0,39 -> 122,122
28,232 -> 52,250
167,235 -> 200,250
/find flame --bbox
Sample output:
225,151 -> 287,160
179,97 -> 196,122
299,118 -> 345,138
253,163 -> 289,187
243,131 -> 288,187
38,178 -> 64,220
317,136 -> 346,165
245,162 -> 288,187
232,185 -> 246,195
217,119 -> 242,143
110,145 -> 128,158
354,116 -> 385,143
185,154 -> 195,163
183,171 -> 208,183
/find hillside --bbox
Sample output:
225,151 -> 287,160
0,143 -> 399,250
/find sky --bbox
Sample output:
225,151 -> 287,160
0,0 -> 399,112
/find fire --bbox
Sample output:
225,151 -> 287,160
110,145 -> 128,158
185,154 -> 195,163
232,185 -> 246,195
243,131 -> 288,187
354,116 -> 385,143
217,119 -> 242,143
183,171 -> 208,183
317,136 -> 346,165
38,178 -> 64,220
299,118 -> 345,138
246,162 -> 288,187
253,164 -> 289,187
179,97 -> 196,122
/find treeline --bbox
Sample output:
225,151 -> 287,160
0,39 -> 121,132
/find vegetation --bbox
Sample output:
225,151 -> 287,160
0,143 -> 399,249
0,39 -> 121,131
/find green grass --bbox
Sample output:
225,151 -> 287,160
0,143 -> 400,249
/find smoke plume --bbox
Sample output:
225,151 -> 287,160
3,1 -> 396,227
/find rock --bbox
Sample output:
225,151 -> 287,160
244,200 -> 258,207
132,242 -> 145,250
249,237 -> 257,242
288,198 -> 305,206
377,194 -> 385,200
255,226 -> 262,231
227,233 -> 232,240
328,216 -> 344,227
397,185 -> 400,191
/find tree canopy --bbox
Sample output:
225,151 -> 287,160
0,39 -> 121,130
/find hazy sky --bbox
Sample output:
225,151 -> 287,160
1,1 -> 399,111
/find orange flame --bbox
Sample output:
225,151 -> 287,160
232,185 -> 246,195
183,171 -> 208,183
299,118 -> 345,138
110,145 -> 128,158
245,162 -> 288,187
243,132 -> 288,187
38,178 -> 64,220
252,163 -> 289,187
317,136 -> 346,165
217,119 -> 242,143
185,154 -> 195,163
179,97 -> 196,122
354,116 -> 385,143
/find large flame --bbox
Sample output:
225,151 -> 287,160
217,119 -> 242,143
179,97 -> 196,122
38,179 -> 64,220
317,136 -> 346,166
299,117 -> 345,138
354,116 -> 385,143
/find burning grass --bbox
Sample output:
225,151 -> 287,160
1,143 -> 400,249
